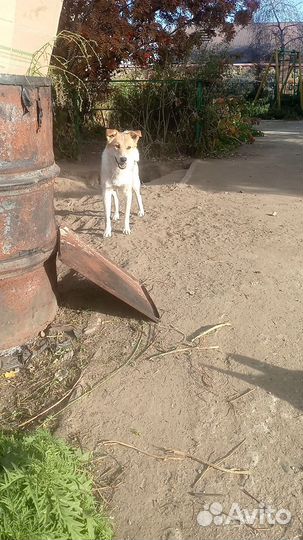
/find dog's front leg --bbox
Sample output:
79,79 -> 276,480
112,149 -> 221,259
112,191 -> 119,221
123,187 -> 132,235
103,189 -> 112,237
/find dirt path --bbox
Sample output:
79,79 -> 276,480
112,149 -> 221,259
182,120 -> 302,196
55,120 -> 303,540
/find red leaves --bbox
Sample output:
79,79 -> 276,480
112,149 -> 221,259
57,0 -> 258,81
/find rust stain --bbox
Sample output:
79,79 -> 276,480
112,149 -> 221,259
0,76 -> 58,351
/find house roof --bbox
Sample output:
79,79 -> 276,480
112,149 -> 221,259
209,23 -> 303,62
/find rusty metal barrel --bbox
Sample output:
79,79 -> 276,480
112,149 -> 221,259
0,75 -> 59,350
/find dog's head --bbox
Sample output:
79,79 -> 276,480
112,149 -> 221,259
105,129 -> 142,170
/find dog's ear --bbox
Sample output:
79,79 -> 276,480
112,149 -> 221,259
130,130 -> 142,141
106,128 -> 118,142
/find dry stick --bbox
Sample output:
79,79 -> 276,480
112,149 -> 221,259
148,346 -> 219,361
242,488 -> 261,505
187,322 -> 231,343
169,323 -> 186,339
164,448 -> 250,475
18,373 -> 83,428
189,492 -> 223,497
50,328 -> 145,420
227,388 -> 255,404
19,327 -> 145,427
103,440 -> 183,461
103,439 -> 250,476
192,438 -> 247,487
140,324 -> 159,357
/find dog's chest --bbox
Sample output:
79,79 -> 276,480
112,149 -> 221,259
111,168 -> 134,187
101,148 -> 139,188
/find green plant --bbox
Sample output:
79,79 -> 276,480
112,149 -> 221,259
28,31 -> 101,159
0,430 -> 112,540
243,98 -> 271,118
106,56 -> 259,158
109,76 -> 199,157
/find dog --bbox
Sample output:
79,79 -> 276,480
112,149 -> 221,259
100,129 -> 144,237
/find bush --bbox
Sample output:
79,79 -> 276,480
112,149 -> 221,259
0,430 -> 112,540
28,31 -> 102,159
108,61 -> 259,158
109,77 -> 199,156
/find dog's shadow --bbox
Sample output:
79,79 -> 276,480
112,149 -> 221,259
55,208 -> 136,239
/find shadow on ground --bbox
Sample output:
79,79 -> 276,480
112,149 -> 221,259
208,353 -> 303,411
58,270 -> 147,321
182,121 -> 303,197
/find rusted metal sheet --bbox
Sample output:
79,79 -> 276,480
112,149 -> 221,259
59,225 -> 160,323
0,75 -> 59,351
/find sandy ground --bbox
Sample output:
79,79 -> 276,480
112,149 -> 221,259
54,120 -> 303,540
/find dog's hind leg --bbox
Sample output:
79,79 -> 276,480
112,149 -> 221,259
103,189 -> 112,238
133,165 -> 144,217
133,186 -> 144,217
112,191 -> 119,221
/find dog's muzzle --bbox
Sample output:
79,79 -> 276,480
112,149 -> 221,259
115,157 -> 127,170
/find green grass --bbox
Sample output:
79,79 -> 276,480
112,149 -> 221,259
0,430 -> 112,540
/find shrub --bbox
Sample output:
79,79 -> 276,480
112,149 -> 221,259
108,73 -> 259,158
102,50 -> 260,158
0,430 -> 112,540
28,31 -> 101,159
109,77 -> 199,156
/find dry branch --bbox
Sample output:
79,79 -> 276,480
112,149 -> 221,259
187,322 -> 231,342
103,438 -> 250,477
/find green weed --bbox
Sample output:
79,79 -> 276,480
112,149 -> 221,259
0,430 -> 112,540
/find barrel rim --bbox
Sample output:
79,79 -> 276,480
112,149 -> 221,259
0,163 -> 60,189
0,74 -> 51,87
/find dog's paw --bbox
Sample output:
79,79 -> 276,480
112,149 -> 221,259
113,213 -> 120,222
123,227 -> 131,235
138,210 -> 144,217
103,229 -> 112,238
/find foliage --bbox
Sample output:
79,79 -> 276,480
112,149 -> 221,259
107,56 -> 260,158
223,73 -> 257,98
265,102 -> 303,118
57,0 -> 259,83
28,30 -> 102,159
0,430 -> 112,540
244,97 -> 271,117
29,0 -> 261,159
109,77 -> 198,156
244,95 -> 303,120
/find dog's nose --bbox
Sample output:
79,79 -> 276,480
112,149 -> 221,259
120,156 -> 127,163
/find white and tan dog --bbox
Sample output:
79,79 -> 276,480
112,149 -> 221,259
101,129 -> 144,238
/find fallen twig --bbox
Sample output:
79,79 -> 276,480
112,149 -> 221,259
227,388 -> 255,404
189,492 -> 223,497
18,372 -> 82,428
187,322 -> 231,343
103,438 -> 250,477
19,326 -> 146,427
242,488 -> 261,505
148,345 -> 219,361
51,326 -> 145,419
192,438 -> 247,486
103,440 -> 183,462
163,447 -> 250,475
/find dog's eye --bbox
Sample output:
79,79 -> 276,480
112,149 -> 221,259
115,144 -> 120,149
127,146 -> 131,150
